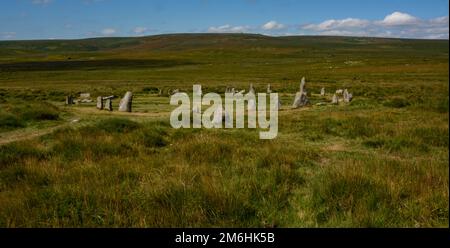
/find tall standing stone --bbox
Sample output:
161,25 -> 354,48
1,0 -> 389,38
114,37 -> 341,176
118,91 -> 133,112
249,83 -> 255,95
292,77 -> 309,108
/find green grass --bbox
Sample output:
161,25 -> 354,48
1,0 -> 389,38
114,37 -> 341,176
0,101 -> 60,132
0,34 -> 448,227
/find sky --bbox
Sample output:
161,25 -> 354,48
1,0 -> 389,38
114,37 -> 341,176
0,0 -> 448,40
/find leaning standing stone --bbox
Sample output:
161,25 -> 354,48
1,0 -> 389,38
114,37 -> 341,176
292,77 -> 309,108
118,91 -> 133,112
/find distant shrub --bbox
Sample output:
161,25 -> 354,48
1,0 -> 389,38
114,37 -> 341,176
363,138 -> 385,148
383,98 -> 410,108
142,87 -> 159,94
19,102 -> 60,121
135,125 -> 167,148
95,118 -> 140,133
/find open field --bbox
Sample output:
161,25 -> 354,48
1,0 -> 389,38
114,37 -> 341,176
0,34 -> 448,227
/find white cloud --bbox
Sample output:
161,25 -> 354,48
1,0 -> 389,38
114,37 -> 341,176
303,18 -> 370,31
300,12 -> 449,39
378,11 -> 420,26
207,24 -> 250,33
430,16 -> 449,25
133,27 -> 148,35
101,28 -> 117,36
1,32 -> 16,39
262,21 -> 286,30
32,0 -> 53,5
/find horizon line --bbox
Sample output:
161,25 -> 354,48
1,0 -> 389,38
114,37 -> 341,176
0,32 -> 449,42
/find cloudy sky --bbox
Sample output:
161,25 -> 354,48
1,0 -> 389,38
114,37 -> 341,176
0,0 -> 448,40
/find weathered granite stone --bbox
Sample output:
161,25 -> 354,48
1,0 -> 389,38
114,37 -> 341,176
118,91 -> 133,112
292,77 -> 309,108
105,99 -> 113,111
320,87 -> 325,96
249,83 -> 255,95
267,84 -> 272,94
343,89 -> 353,102
97,96 -> 103,110
332,94 -> 339,104
65,95 -> 74,105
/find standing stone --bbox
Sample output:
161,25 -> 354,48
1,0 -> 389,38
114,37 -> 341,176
65,95 -> 74,105
267,84 -> 272,94
292,77 -> 309,108
332,94 -> 339,104
97,96 -> 103,110
275,99 -> 282,110
249,83 -> 255,95
320,87 -> 325,96
343,89 -> 353,102
105,99 -> 112,111
118,91 -> 133,112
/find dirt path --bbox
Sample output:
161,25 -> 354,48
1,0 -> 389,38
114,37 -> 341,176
0,122 -> 72,146
0,105 -> 309,146
0,107 -> 171,146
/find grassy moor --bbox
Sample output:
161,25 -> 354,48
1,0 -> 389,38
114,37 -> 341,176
0,34 -> 448,227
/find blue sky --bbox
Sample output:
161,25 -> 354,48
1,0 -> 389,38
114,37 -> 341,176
0,0 -> 448,40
